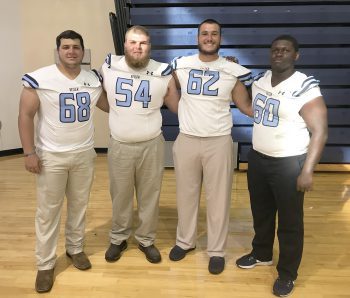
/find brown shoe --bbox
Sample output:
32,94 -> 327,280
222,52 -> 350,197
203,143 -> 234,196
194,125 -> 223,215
35,269 -> 54,293
66,251 -> 91,270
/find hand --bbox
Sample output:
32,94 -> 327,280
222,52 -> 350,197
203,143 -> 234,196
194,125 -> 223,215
24,154 -> 42,174
296,171 -> 313,192
224,56 -> 239,63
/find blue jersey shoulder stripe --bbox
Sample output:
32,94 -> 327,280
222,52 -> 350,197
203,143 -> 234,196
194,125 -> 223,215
238,72 -> 253,87
105,53 -> 112,68
171,56 -> 182,70
293,76 -> 320,97
253,71 -> 266,82
92,69 -> 103,83
161,64 -> 173,76
22,74 -> 39,89
301,76 -> 316,88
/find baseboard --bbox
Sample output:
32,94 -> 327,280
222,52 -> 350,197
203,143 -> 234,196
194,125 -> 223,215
0,148 -> 108,157
95,148 -> 107,153
238,162 -> 350,172
0,148 -> 23,157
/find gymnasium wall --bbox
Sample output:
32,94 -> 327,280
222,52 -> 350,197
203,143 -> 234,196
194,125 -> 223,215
124,0 -> 350,167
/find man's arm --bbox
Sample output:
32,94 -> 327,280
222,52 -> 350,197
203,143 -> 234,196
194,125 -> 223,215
18,87 -> 41,174
164,76 -> 180,114
96,90 -> 109,113
172,71 -> 181,90
231,80 -> 253,117
297,96 -> 328,192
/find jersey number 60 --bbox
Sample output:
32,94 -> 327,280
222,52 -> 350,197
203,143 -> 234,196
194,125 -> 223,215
253,93 -> 280,127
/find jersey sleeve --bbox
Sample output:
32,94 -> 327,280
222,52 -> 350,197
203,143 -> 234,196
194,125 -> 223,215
104,53 -> 112,68
21,66 -> 53,89
22,73 -> 39,89
160,63 -> 173,76
100,53 -> 113,80
171,56 -> 183,70
91,69 -> 103,83
231,63 -> 253,87
237,71 -> 253,88
292,76 -> 321,98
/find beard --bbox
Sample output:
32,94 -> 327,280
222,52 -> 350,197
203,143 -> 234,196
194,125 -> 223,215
125,51 -> 150,69
198,43 -> 220,56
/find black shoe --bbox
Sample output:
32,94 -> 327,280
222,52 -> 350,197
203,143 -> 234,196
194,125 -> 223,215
138,244 -> 161,263
208,256 -> 225,274
169,245 -> 196,261
236,253 -> 273,269
273,277 -> 295,297
35,269 -> 54,293
105,241 -> 127,262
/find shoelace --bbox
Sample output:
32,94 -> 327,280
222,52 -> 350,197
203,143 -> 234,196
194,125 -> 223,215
277,278 -> 293,287
248,255 -> 255,261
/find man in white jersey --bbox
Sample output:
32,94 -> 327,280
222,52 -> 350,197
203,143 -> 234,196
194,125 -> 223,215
236,35 -> 328,297
101,25 -> 179,264
168,19 -> 253,274
18,30 -> 108,293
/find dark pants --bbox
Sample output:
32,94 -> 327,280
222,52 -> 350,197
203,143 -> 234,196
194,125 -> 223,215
247,149 -> 306,281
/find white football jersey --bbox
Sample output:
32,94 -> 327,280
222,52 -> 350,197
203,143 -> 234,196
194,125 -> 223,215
101,54 -> 172,142
252,70 -> 322,157
22,64 -> 102,152
172,54 -> 252,137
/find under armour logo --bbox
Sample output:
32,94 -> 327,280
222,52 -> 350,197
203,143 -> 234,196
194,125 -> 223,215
146,71 -> 154,75
84,82 -> 91,86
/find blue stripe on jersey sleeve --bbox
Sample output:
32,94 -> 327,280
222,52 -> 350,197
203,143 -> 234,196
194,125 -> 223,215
238,72 -> 253,87
22,74 -> 39,89
301,76 -> 316,88
293,81 -> 320,97
293,76 -> 320,97
92,69 -> 103,83
253,71 -> 266,82
161,64 -> 173,76
171,56 -> 182,70
105,53 -> 112,68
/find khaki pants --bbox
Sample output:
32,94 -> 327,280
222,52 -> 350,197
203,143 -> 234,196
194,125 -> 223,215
108,134 -> 164,247
35,148 -> 96,270
173,133 -> 234,257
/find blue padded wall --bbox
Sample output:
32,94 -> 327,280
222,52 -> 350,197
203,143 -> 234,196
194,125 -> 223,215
125,0 -> 350,164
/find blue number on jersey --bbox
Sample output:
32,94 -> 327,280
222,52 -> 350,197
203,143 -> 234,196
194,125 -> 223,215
77,92 -> 91,121
116,78 -> 151,108
187,69 -> 219,96
253,93 -> 280,127
59,92 -> 91,123
115,78 -> 133,107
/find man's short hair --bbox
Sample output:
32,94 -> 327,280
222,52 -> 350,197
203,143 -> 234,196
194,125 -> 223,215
272,35 -> 299,52
56,30 -> 84,50
125,25 -> 150,41
198,19 -> 222,35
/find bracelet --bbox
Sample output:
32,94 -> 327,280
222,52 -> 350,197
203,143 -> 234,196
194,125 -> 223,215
24,150 -> 36,157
